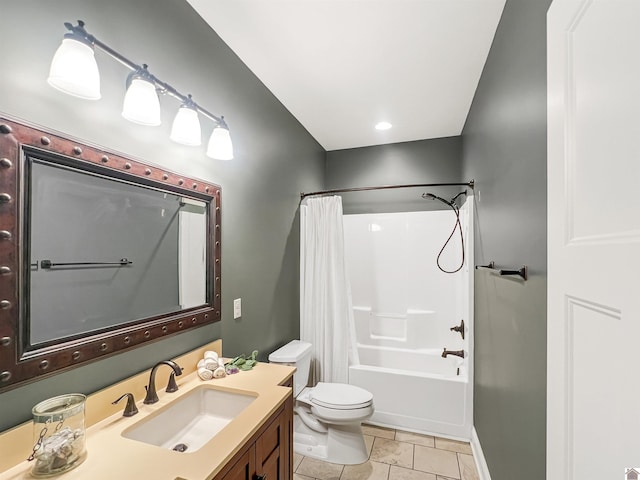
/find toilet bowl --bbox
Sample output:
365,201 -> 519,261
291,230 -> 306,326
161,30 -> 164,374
269,340 -> 374,465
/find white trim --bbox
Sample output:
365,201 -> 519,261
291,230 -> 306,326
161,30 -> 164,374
470,427 -> 492,480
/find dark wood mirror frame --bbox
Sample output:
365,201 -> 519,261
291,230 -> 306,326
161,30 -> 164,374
0,116 -> 222,392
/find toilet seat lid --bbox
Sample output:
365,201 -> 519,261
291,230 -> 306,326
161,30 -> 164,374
310,382 -> 373,410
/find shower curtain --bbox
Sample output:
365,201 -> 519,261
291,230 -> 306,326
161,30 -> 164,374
300,195 -> 358,385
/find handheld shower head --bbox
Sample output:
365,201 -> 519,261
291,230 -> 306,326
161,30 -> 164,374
421,192 -> 453,206
420,189 -> 467,274
421,190 -> 466,274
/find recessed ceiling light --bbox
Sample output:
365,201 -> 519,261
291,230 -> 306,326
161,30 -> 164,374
375,121 -> 392,130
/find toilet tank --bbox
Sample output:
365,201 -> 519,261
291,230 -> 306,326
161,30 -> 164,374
268,340 -> 312,397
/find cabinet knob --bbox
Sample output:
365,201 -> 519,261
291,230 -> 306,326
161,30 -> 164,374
253,475 -> 267,480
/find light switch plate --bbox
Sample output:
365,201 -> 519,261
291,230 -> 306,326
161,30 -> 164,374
233,298 -> 241,319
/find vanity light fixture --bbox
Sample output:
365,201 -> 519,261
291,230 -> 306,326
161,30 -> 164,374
170,95 -> 202,146
206,121 -> 234,161
48,27 -> 100,100
121,65 -> 161,126
47,20 -> 233,160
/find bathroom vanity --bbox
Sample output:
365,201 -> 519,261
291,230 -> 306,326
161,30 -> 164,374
0,341 -> 295,480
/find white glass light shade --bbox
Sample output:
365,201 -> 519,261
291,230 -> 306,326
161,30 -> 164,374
375,121 -> 392,130
47,38 -> 101,100
170,106 -> 201,146
121,78 -> 161,126
206,126 -> 233,160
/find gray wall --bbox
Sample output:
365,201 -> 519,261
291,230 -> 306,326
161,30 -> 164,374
461,0 -> 550,479
0,0 -> 324,431
325,137 -> 464,213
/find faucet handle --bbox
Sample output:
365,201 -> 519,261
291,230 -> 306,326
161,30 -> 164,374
112,393 -> 138,417
449,319 -> 465,339
166,372 -> 180,393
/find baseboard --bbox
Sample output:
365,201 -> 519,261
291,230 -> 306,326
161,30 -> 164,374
470,427 -> 492,480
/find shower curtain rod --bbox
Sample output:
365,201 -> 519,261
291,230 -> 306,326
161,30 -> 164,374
300,180 -> 474,200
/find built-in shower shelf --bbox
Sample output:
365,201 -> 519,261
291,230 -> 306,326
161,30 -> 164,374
475,261 -> 528,281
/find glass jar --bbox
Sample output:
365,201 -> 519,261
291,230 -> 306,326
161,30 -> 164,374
29,394 -> 87,477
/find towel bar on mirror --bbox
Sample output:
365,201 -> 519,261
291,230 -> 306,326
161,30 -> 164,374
475,261 -> 528,281
40,258 -> 133,269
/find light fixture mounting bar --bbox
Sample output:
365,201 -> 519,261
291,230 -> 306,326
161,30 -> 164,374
64,20 -> 226,127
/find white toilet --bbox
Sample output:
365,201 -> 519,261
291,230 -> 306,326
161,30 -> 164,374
269,340 -> 374,465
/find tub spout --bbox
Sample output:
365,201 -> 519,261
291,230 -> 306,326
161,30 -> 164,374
442,348 -> 464,359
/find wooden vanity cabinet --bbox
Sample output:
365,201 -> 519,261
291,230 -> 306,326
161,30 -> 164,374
214,386 -> 293,480
217,449 -> 255,480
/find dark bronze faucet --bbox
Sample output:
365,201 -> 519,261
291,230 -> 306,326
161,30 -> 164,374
442,348 -> 465,359
143,360 -> 183,404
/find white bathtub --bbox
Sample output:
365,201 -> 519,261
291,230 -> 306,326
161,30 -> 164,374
344,202 -> 474,440
349,344 -> 472,439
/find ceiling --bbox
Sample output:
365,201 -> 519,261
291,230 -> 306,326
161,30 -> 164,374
186,0 -> 506,151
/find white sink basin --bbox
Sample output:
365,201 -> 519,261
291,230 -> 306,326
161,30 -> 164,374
122,386 -> 257,453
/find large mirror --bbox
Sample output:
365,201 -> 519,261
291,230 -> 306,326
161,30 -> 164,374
0,117 -> 222,391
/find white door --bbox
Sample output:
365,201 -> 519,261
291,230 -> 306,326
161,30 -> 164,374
547,1 -> 640,479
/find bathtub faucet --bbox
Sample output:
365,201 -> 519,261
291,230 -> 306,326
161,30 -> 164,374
450,319 -> 465,339
442,348 -> 465,359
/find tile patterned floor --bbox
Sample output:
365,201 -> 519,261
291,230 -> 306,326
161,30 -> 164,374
293,424 -> 480,480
